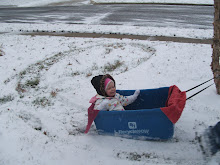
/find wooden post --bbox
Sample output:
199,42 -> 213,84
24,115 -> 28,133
212,0 -> 220,94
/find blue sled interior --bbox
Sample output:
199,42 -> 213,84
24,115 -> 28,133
94,87 -> 174,140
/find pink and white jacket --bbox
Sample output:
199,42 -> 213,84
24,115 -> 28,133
85,90 -> 140,133
90,90 -> 140,111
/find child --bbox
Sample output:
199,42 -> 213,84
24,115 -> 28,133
90,74 -> 140,111
85,74 -> 140,133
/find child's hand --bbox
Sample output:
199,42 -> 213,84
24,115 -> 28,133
134,90 -> 140,97
121,90 -> 140,106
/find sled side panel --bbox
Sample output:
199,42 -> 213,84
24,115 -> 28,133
116,87 -> 169,110
94,109 -> 174,140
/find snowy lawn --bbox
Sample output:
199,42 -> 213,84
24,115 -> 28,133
0,33 -> 219,165
0,0 -> 218,164
0,23 -> 213,40
91,0 -> 213,5
0,0 -> 213,7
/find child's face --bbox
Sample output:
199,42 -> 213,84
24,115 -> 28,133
106,81 -> 116,97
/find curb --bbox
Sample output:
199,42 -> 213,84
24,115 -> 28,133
21,32 -> 213,44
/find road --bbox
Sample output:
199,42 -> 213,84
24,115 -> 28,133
0,4 -> 214,30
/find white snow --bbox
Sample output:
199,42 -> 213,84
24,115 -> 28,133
91,0 -> 213,5
0,0 -> 88,7
0,0 -> 219,165
0,23 -> 213,40
0,0 -> 213,7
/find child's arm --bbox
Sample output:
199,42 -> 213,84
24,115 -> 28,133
118,90 -> 140,106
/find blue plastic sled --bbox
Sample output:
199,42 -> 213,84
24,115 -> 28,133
94,87 -> 175,140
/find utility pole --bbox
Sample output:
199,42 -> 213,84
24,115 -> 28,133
212,0 -> 220,94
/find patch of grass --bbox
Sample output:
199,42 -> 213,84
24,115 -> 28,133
0,95 -> 14,104
116,151 -> 158,162
50,90 -> 58,97
86,73 -> 92,77
0,50 -> 4,56
0,45 -> 5,56
91,63 -> 98,70
16,78 -> 40,95
71,71 -> 80,77
14,51 -> 66,97
32,97 -> 52,107
16,83 -> 26,94
25,78 -> 40,88
103,60 -> 124,72
38,64 -> 45,70
137,57 -> 151,65
19,70 -> 27,77
105,48 -> 112,54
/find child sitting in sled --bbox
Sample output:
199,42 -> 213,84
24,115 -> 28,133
85,74 -> 140,133
90,74 -> 140,111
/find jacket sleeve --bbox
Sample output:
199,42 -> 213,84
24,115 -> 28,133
117,90 -> 140,106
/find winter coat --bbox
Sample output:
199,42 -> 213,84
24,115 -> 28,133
90,90 -> 140,111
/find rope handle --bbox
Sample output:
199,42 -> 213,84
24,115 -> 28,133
185,78 -> 214,93
186,75 -> 219,100
186,83 -> 214,100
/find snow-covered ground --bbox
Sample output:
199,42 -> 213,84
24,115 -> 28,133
91,0 -> 213,5
0,23 -> 213,40
0,0 -> 88,7
2,31 -> 220,165
0,0 -> 219,165
0,0 -> 213,7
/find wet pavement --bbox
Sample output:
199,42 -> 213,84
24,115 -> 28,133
0,4 -> 213,29
0,4 -> 214,44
